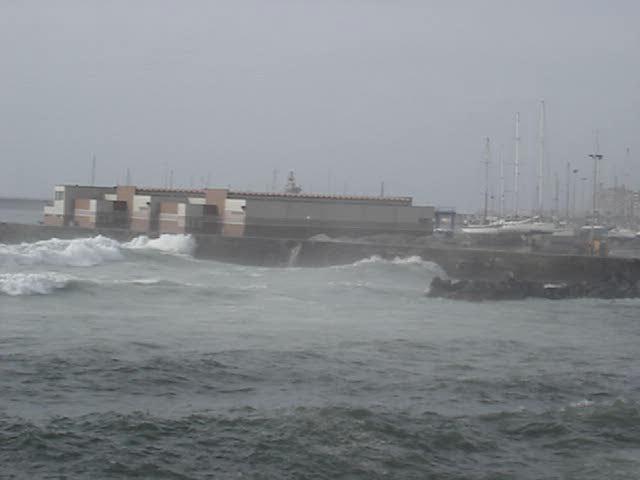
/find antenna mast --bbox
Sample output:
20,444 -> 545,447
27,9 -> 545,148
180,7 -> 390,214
90,154 -> 96,186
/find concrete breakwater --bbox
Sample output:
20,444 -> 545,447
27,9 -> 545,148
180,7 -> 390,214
195,235 -> 640,284
427,276 -> 640,301
3,222 -> 640,284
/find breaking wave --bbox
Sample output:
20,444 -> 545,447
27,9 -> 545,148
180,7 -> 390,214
123,234 -> 195,256
0,236 -> 123,267
343,255 -> 446,276
352,255 -> 427,266
0,272 -> 72,296
0,234 -> 195,268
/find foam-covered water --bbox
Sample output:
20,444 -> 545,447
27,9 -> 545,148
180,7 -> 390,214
0,234 -> 195,269
0,272 -> 72,296
2,234 -> 640,478
123,234 -> 196,255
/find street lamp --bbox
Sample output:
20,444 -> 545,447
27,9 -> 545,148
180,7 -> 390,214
588,153 -> 604,224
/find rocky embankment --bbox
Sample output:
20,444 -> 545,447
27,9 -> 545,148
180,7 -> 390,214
427,275 -> 640,301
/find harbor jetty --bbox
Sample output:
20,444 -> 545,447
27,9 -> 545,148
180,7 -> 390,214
3,222 -> 640,291
427,275 -> 640,301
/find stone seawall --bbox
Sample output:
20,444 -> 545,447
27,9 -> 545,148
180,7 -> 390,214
3,222 -> 640,284
196,235 -> 640,284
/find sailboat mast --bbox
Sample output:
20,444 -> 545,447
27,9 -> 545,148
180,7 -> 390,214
499,144 -> 505,218
565,161 -> 571,219
536,100 -> 545,215
624,147 -> 631,189
554,171 -> 560,217
514,112 -> 520,217
483,137 -> 491,223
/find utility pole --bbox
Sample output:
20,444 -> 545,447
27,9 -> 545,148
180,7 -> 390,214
513,112 -> 521,218
483,137 -> 491,224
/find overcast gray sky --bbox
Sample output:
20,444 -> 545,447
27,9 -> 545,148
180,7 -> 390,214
1,0 -> 638,212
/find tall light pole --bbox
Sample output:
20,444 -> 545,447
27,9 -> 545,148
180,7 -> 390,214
588,153 -> 604,223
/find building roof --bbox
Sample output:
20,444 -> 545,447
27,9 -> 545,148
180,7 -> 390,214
61,185 -> 415,205
227,191 -> 413,205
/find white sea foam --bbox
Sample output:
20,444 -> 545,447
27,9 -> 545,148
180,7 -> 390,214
0,234 -> 196,268
0,236 -> 123,267
0,272 -> 71,296
348,255 -> 445,274
351,255 -> 426,266
569,399 -> 595,409
123,234 -> 195,256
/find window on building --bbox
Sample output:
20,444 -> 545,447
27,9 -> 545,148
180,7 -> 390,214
203,205 -> 219,216
55,191 -> 64,201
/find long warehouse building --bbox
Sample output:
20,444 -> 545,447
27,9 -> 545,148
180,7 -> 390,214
43,184 -> 438,238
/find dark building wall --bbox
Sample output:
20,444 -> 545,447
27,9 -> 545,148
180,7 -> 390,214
244,198 -> 434,237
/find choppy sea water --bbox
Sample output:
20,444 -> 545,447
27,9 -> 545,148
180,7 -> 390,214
1,233 -> 640,479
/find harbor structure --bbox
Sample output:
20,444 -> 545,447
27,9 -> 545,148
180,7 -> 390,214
43,184 -> 437,238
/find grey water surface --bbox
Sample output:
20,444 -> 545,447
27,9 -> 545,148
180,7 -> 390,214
1,230 -> 639,479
